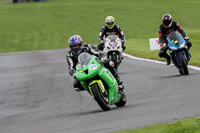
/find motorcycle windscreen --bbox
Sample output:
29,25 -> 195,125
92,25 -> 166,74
107,35 -> 118,42
167,31 -> 181,46
78,52 -> 92,68
167,31 -> 180,41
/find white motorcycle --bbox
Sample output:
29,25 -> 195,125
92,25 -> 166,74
103,35 -> 124,70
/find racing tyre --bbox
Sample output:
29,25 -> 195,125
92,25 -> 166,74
90,83 -> 111,111
111,53 -> 118,70
178,53 -> 189,75
115,90 -> 127,107
179,70 -> 184,75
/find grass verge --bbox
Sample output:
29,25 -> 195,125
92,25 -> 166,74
115,117 -> 200,133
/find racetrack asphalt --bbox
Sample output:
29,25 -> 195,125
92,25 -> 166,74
0,49 -> 200,133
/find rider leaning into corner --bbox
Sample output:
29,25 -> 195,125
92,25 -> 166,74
66,35 -> 124,91
158,14 -> 192,65
97,16 -> 126,51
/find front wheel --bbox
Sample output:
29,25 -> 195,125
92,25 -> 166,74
111,53 -> 118,70
115,90 -> 127,107
178,53 -> 189,75
179,70 -> 184,75
90,83 -> 111,111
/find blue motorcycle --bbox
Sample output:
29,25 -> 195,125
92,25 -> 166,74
167,31 -> 190,75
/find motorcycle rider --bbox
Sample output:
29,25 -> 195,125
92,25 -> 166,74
158,14 -> 192,65
66,35 -> 123,91
97,16 -> 126,51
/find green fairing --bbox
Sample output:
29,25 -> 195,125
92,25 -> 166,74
76,56 -> 101,81
98,67 -> 120,104
75,54 -> 121,105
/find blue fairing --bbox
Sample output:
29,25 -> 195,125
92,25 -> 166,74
167,35 -> 185,52
179,35 -> 185,46
167,32 -> 190,71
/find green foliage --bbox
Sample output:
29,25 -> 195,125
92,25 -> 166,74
0,0 -> 200,65
115,117 -> 200,133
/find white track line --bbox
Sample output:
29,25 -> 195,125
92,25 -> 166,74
123,53 -> 200,71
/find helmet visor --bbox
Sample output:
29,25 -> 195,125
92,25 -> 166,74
163,20 -> 171,26
70,44 -> 80,51
106,22 -> 114,29
107,22 -> 114,25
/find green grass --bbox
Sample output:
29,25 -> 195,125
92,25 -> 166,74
115,117 -> 200,133
0,0 -> 200,66
0,0 -> 200,65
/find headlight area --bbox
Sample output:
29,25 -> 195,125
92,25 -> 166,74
180,42 -> 186,49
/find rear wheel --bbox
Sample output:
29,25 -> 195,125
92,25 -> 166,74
90,83 -> 110,111
115,90 -> 127,107
178,53 -> 189,75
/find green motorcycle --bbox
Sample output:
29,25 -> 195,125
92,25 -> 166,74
75,52 -> 127,111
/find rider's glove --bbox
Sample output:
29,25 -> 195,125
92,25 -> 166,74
162,43 -> 167,48
184,36 -> 190,41
160,43 -> 168,51
100,57 -> 109,63
161,43 -> 168,48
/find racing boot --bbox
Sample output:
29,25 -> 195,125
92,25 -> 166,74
106,60 -> 124,90
109,66 -> 124,90
116,75 -> 124,92
74,87 -> 81,92
159,48 -> 171,65
116,75 -> 123,86
73,79 -> 85,92
166,56 -> 171,65
160,52 -> 170,65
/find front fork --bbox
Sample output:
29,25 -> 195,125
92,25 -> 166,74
88,80 -> 107,98
88,80 -> 120,104
170,48 -> 190,70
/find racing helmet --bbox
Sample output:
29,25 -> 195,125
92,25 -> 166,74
162,14 -> 173,28
68,35 -> 83,54
105,16 -> 115,29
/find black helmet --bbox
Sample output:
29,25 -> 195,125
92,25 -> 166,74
162,14 -> 172,28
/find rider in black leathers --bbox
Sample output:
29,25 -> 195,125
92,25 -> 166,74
158,14 -> 192,65
66,35 -> 123,91
97,16 -> 126,51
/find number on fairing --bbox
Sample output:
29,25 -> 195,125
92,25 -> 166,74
89,64 -> 97,70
